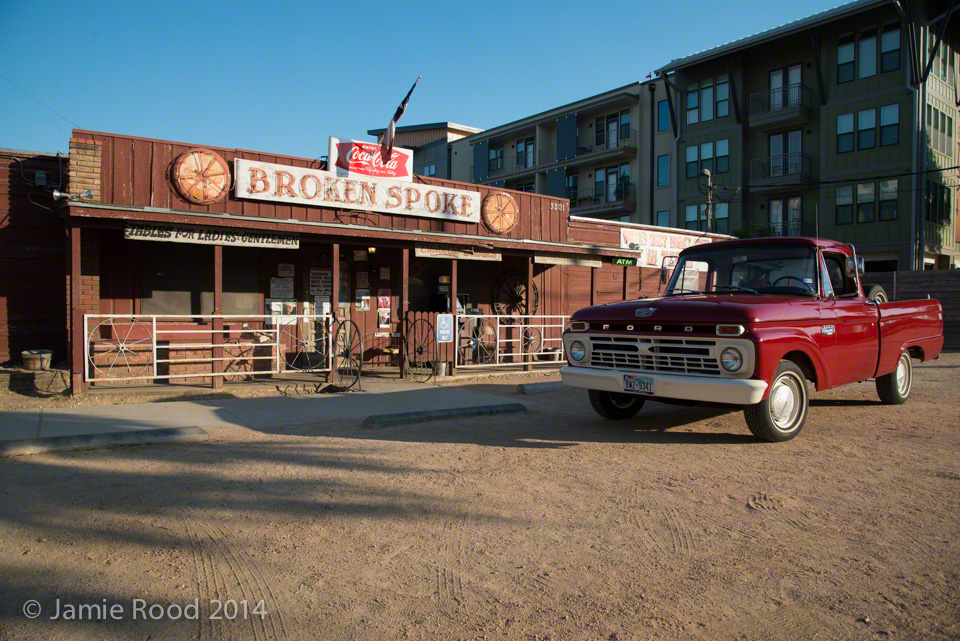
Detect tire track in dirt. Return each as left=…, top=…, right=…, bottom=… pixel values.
left=434, top=514, right=466, bottom=607
left=746, top=492, right=810, bottom=533
left=185, top=521, right=218, bottom=641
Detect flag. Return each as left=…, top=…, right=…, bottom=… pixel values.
left=380, top=76, right=421, bottom=164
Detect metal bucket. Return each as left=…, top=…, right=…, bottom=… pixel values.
left=22, top=349, right=53, bottom=371
left=537, top=348, right=562, bottom=362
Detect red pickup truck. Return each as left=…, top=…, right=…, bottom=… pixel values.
left=561, top=237, right=944, bottom=441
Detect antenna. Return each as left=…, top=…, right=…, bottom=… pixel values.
left=815, top=203, right=819, bottom=243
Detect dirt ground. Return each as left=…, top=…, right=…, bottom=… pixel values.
left=1, top=353, right=958, bottom=640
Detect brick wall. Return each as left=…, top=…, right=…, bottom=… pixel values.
left=67, top=137, right=101, bottom=201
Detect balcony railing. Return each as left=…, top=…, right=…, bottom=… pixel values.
left=749, top=84, right=813, bottom=129
left=568, top=182, right=636, bottom=211
left=539, top=128, right=638, bottom=166
left=744, top=221, right=816, bottom=238
left=749, top=152, right=812, bottom=188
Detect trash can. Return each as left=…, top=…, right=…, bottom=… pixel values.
left=22, top=349, right=53, bottom=371
left=538, top=348, right=562, bottom=362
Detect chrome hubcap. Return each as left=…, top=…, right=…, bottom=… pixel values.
left=770, top=372, right=804, bottom=432
left=896, top=355, right=911, bottom=396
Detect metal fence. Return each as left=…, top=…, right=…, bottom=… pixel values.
left=84, top=314, right=334, bottom=383
left=454, top=314, right=569, bottom=369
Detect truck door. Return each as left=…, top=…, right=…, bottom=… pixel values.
left=821, top=252, right=880, bottom=386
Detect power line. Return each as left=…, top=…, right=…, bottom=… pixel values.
left=0, top=72, right=80, bottom=129
left=711, top=164, right=960, bottom=193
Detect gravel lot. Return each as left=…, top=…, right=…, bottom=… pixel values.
left=1, top=353, right=958, bottom=640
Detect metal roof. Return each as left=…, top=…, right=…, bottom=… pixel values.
left=366, top=121, right=483, bottom=136
left=656, top=0, right=887, bottom=73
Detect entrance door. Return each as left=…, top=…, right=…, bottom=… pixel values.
left=786, top=64, right=801, bottom=106
left=606, top=114, right=619, bottom=149
left=769, top=130, right=802, bottom=176
left=770, top=69, right=784, bottom=110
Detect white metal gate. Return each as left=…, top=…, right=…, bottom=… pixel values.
left=454, top=314, right=569, bottom=369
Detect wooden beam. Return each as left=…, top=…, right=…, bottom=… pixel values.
left=400, top=246, right=409, bottom=379
left=330, top=242, right=339, bottom=384
left=212, top=244, right=223, bottom=389
left=449, top=258, right=458, bottom=376
left=69, top=224, right=86, bottom=395
left=526, top=255, right=534, bottom=372
left=622, top=265, right=629, bottom=300
left=590, top=267, right=597, bottom=306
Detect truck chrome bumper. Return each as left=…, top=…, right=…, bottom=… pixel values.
left=560, top=366, right=768, bottom=405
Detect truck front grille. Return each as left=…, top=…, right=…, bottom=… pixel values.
left=588, top=336, right=721, bottom=376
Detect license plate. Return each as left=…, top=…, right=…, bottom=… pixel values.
left=623, top=374, right=654, bottom=396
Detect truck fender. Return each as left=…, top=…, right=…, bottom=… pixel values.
left=753, top=327, right=831, bottom=396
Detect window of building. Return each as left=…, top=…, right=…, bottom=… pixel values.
left=620, top=110, right=631, bottom=140
left=516, top=182, right=535, bottom=193
left=422, top=164, right=436, bottom=177
left=716, top=75, right=730, bottom=118
left=859, top=26, right=877, bottom=78
left=595, top=117, right=605, bottom=147
left=715, top=139, right=729, bottom=174
left=700, top=79, right=714, bottom=122
left=516, top=137, right=535, bottom=168
left=685, top=145, right=698, bottom=178
left=685, top=204, right=699, bottom=230
left=700, top=141, right=714, bottom=174
left=857, top=182, right=876, bottom=222
left=714, top=202, right=729, bottom=234
left=838, top=34, right=855, bottom=83
left=925, top=180, right=953, bottom=225
left=948, top=115, right=954, bottom=154
left=880, top=23, right=900, bottom=72
left=686, top=83, right=699, bottom=125
left=880, top=104, right=899, bottom=146
left=940, top=110, right=948, bottom=152
left=595, top=171, right=604, bottom=201
left=656, top=210, right=669, bottom=226
left=858, top=109, right=876, bottom=149
left=879, top=179, right=898, bottom=221
left=565, top=172, right=578, bottom=201
left=836, top=185, right=854, bottom=224
left=837, top=113, right=854, bottom=153
left=488, top=145, right=503, bottom=172
left=657, top=154, right=669, bottom=187
left=657, top=100, right=670, bottom=132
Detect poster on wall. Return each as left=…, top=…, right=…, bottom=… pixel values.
left=357, top=272, right=370, bottom=289
left=380, top=267, right=390, bottom=280
left=355, top=289, right=370, bottom=310
left=313, top=296, right=331, bottom=315
left=353, top=249, right=368, bottom=262
left=270, top=277, right=294, bottom=298
left=309, top=268, right=332, bottom=296
left=378, top=309, right=391, bottom=328
left=277, top=263, right=295, bottom=277
left=377, top=289, right=391, bottom=309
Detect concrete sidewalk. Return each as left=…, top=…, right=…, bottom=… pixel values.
left=0, top=379, right=525, bottom=444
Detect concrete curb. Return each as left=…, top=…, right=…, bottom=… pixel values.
left=516, top=381, right=566, bottom=394
left=363, top=403, right=527, bottom=427
left=0, top=427, right=209, bottom=457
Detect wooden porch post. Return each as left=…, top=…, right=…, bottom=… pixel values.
left=590, top=267, right=597, bottom=306
left=330, top=242, right=339, bottom=384
left=212, top=244, right=223, bottom=389
left=449, top=258, right=457, bottom=376
left=525, top=255, right=534, bottom=372
left=622, top=265, right=629, bottom=301
left=400, top=247, right=409, bottom=379
left=69, top=224, right=87, bottom=395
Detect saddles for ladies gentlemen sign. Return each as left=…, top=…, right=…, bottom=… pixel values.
left=125, top=222, right=299, bottom=248
left=327, top=137, right=413, bottom=181
left=234, top=159, right=481, bottom=224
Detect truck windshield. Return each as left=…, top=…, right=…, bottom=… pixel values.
left=666, top=244, right=818, bottom=297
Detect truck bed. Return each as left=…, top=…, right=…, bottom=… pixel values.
left=876, top=299, right=944, bottom=378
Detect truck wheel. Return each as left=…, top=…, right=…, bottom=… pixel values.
left=865, top=284, right=888, bottom=303
left=743, top=361, right=808, bottom=442
left=588, top=390, right=644, bottom=420
left=876, top=352, right=912, bottom=404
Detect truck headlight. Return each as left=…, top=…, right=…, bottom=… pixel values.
left=569, top=341, right=586, bottom=362
left=720, top=347, right=743, bottom=372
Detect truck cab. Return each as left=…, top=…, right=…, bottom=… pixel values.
left=561, top=237, right=944, bottom=441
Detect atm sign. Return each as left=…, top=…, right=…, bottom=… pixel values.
left=611, top=257, right=637, bottom=266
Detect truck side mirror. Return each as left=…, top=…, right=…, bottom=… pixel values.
left=857, top=256, right=865, bottom=276
left=845, top=256, right=858, bottom=279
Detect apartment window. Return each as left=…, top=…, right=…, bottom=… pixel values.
left=620, top=110, right=631, bottom=140
left=859, top=26, right=877, bottom=78
left=837, top=113, right=854, bottom=153
left=516, top=137, right=534, bottom=168
left=836, top=185, right=854, bottom=224
left=940, top=110, right=948, bottom=152
left=879, top=179, right=898, bottom=221
left=595, top=171, right=604, bottom=201
left=700, top=80, right=714, bottom=121
left=565, top=173, right=578, bottom=201
left=858, top=109, right=876, bottom=149
left=657, top=154, right=670, bottom=187
left=716, top=76, right=730, bottom=118
left=516, top=182, right=534, bottom=193
left=880, top=104, right=899, bottom=146
left=714, top=202, right=729, bottom=234
left=657, top=100, right=670, bottom=132
left=838, top=34, right=855, bottom=83
left=925, top=180, right=952, bottom=225
left=857, top=182, right=876, bottom=223
left=685, top=145, right=698, bottom=178
left=715, top=139, right=729, bottom=174
left=488, top=145, right=503, bottom=172
left=881, top=23, right=900, bottom=72
left=422, top=164, right=437, bottom=177
left=656, top=210, right=669, bottom=226
left=595, top=117, right=605, bottom=147
left=700, top=142, right=714, bottom=174
left=686, top=83, right=699, bottom=125
left=685, top=204, right=699, bottom=230
left=948, top=115, right=954, bottom=154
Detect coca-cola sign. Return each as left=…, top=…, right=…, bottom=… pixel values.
left=328, top=137, right=413, bottom=182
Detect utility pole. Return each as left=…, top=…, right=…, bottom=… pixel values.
left=703, top=169, right=713, bottom=233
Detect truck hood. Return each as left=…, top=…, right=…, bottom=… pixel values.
left=570, top=295, right=822, bottom=324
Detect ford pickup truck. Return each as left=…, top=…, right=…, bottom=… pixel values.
left=560, top=237, right=944, bottom=441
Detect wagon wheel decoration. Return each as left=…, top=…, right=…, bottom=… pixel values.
left=405, top=318, right=437, bottom=383
left=481, top=192, right=520, bottom=234
left=333, top=320, right=362, bottom=389
left=223, top=343, right=255, bottom=382
left=521, top=326, right=543, bottom=355
left=87, top=317, right=153, bottom=380
left=279, top=318, right=331, bottom=372
left=492, top=272, right=539, bottom=322
left=458, top=316, right=497, bottom=366
left=171, top=148, right=230, bottom=205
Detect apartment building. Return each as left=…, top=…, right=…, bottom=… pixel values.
left=365, top=122, right=483, bottom=180
left=446, top=81, right=674, bottom=225
left=656, top=0, right=958, bottom=270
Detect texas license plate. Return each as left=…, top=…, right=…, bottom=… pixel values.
left=623, top=374, right=654, bottom=395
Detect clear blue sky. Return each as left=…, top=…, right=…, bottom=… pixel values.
left=1, top=0, right=843, bottom=158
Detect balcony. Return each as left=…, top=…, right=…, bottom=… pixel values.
left=744, top=221, right=816, bottom=238
left=749, top=84, right=812, bottom=130
left=568, top=182, right=636, bottom=216
left=539, top=128, right=638, bottom=169
left=749, top=153, right=813, bottom=192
